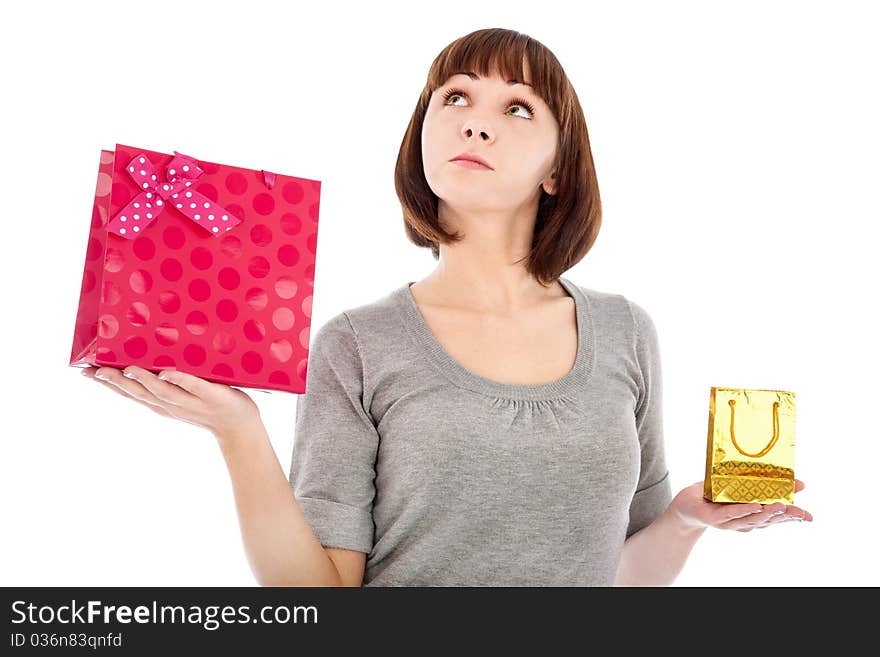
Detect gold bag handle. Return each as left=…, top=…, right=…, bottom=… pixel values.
left=728, top=398, right=780, bottom=458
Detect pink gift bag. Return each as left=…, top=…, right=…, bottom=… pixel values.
left=69, top=143, right=322, bottom=394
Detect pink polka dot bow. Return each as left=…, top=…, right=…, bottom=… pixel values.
left=106, top=150, right=243, bottom=240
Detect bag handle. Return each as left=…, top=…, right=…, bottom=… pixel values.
left=728, top=398, right=780, bottom=458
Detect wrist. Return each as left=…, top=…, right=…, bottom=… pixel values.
left=666, top=501, right=709, bottom=537
left=213, top=418, right=266, bottom=449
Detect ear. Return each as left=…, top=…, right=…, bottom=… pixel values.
left=541, top=171, right=557, bottom=196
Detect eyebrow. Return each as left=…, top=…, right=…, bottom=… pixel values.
left=453, top=71, right=533, bottom=88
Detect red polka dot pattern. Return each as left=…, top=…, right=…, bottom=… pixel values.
left=69, top=143, right=321, bottom=394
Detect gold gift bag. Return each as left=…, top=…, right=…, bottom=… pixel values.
left=703, top=387, right=796, bottom=504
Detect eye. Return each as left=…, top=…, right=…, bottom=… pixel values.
left=441, top=87, right=536, bottom=120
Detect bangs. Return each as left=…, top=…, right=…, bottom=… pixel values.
left=424, top=30, right=565, bottom=117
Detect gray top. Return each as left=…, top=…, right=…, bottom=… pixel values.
left=288, top=276, right=672, bottom=586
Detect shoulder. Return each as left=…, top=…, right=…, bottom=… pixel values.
left=565, top=279, right=647, bottom=327
left=623, top=296, right=658, bottom=339
left=565, top=278, right=658, bottom=342
left=306, top=287, right=409, bottom=404
left=311, top=285, right=404, bottom=351
left=341, top=286, right=400, bottom=327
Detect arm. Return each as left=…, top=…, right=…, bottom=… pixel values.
left=616, top=478, right=814, bottom=586
left=215, top=423, right=348, bottom=587
left=285, top=311, right=380, bottom=582
left=618, top=298, right=693, bottom=585
left=222, top=311, right=378, bottom=587
left=614, top=498, right=706, bottom=586
left=615, top=298, right=813, bottom=586
left=80, top=364, right=352, bottom=586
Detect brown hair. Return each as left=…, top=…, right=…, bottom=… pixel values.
left=394, top=27, right=602, bottom=287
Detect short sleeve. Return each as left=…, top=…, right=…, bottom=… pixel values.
left=288, top=311, right=380, bottom=554
left=625, top=299, right=673, bottom=539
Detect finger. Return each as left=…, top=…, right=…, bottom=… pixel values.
left=92, top=367, right=157, bottom=399
left=91, top=367, right=177, bottom=410
left=753, top=510, right=806, bottom=529
left=154, top=368, right=212, bottom=398
left=795, top=479, right=806, bottom=493
left=716, top=503, right=786, bottom=530
left=778, top=505, right=813, bottom=522
left=704, top=503, right=761, bottom=529
left=121, top=366, right=200, bottom=406
left=721, top=503, right=763, bottom=523
left=761, top=511, right=810, bottom=528
left=83, top=368, right=174, bottom=418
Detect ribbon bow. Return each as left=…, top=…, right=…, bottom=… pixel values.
left=106, top=150, right=243, bottom=239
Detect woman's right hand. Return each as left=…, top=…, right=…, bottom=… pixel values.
left=80, top=365, right=262, bottom=440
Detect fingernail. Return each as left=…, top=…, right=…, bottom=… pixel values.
left=95, top=374, right=108, bottom=380
left=123, top=371, right=136, bottom=379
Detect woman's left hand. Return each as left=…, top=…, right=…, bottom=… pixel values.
left=670, top=479, right=813, bottom=532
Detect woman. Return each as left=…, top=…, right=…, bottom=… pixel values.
left=81, top=28, right=812, bottom=587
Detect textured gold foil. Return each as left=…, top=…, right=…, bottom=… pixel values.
left=703, top=387, right=796, bottom=504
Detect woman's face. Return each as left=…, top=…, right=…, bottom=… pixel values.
left=421, top=61, right=559, bottom=217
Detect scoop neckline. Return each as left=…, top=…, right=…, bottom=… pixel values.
left=393, top=275, right=595, bottom=401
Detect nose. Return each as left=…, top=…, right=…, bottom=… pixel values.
left=461, top=121, right=493, bottom=142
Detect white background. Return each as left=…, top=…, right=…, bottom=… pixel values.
left=2, top=0, right=877, bottom=586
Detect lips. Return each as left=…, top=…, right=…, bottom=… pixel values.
left=450, top=153, right=492, bottom=169
left=452, top=159, right=491, bottom=171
